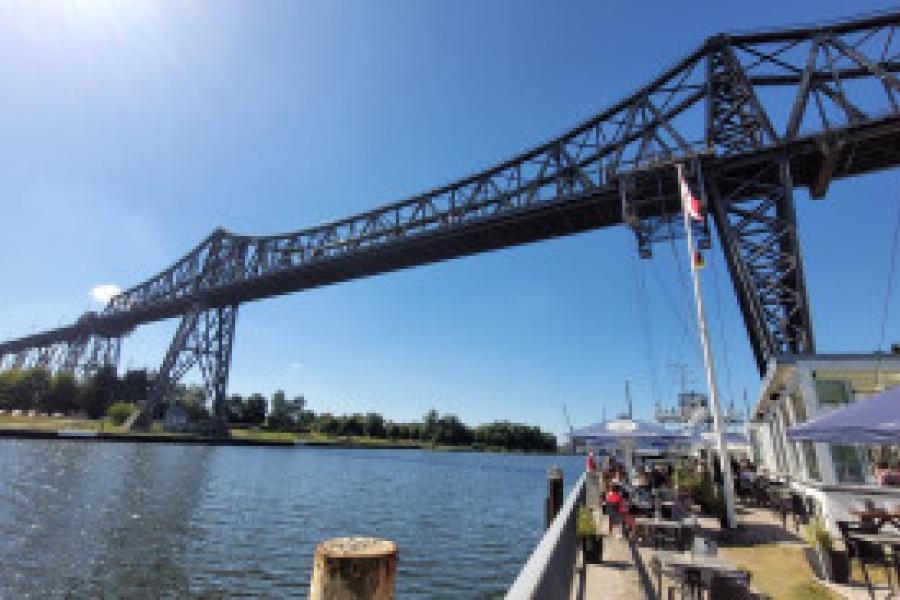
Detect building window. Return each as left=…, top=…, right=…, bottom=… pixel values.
left=749, top=428, right=762, bottom=465
left=802, top=441, right=820, bottom=481
left=832, top=444, right=866, bottom=484
left=815, top=379, right=850, bottom=408
left=778, top=408, right=801, bottom=474
left=789, top=393, right=807, bottom=422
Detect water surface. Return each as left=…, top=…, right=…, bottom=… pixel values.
left=0, top=440, right=581, bottom=598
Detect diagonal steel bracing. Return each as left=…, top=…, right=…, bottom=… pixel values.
left=705, top=41, right=815, bottom=373
left=126, top=304, right=237, bottom=431
left=3, top=10, right=900, bottom=397
left=708, top=160, right=814, bottom=373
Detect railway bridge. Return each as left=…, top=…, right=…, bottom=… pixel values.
left=3, top=12, right=900, bottom=429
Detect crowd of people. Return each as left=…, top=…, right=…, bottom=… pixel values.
left=585, top=451, right=691, bottom=537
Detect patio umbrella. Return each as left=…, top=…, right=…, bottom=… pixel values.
left=570, top=419, right=683, bottom=472
left=786, top=384, right=900, bottom=444
left=679, top=430, right=751, bottom=446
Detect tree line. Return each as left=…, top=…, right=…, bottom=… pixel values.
left=0, top=367, right=558, bottom=452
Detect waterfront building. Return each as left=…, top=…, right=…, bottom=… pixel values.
left=750, top=352, right=900, bottom=531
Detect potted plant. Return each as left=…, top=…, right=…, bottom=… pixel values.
left=807, top=517, right=849, bottom=584
left=577, top=505, right=603, bottom=564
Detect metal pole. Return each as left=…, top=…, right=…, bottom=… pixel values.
left=677, top=162, right=738, bottom=529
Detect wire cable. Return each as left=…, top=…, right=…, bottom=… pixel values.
left=876, top=195, right=900, bottom=386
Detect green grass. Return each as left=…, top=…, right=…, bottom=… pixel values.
left=0, top=413, right=127, bottom=432
left=229, top=428, right=298, bottom=442
left=0, top=415, right=553, bottom=453
left=719, top=544, right=840, bottom=600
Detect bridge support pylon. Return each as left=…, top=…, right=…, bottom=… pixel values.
left=126, top=303, right=238, bottom=435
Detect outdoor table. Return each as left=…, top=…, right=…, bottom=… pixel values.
left=850, top=509, right=900, bottom=530
left=631, top=500, right=654, bottom=516
left=650, top=550, right=747, bottom=599
left=659, top=500, right=677, bottom=520
left=633, top=517, right=683, bottom=549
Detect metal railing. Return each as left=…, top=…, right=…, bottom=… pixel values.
left=506, top=472, right=587, bottom=600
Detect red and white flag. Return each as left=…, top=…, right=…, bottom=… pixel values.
left=678, top=169, right=704, bottom=222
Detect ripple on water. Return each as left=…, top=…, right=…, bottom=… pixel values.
left=0, top=442, right=582, bottom=598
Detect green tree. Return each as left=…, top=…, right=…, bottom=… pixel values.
left=82, top=366, right=119, bottom=418
left=423, top=409, right=439, bottom=441
left=46, top=372, right=79, bottom=414
left=23, top=368, right=51, bottom=411
left=178, top=386, right=209, bottom=422
left=244, top=393, right=266, bottom=425
left=120, top=370, right=148, bottom=406
left=106, top=402, right=136, bottom=425
left=226, top=394, right=246, bottom=424
left=271, top=390, right=286, bottom=417
left=362, top=412, right=386, bottom=438
left=0, top=370, right=25, bottom=410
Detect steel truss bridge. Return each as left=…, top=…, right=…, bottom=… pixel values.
left=3, top=12, right=900, bottom=429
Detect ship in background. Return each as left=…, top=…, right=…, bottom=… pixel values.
left=567, top=385, right=751, bottom=462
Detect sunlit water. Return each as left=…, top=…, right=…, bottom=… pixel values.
left=0, top=440, right=581, bottom=598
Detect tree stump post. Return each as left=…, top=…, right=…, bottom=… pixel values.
left=546, top=466, right=563, bottom=529
left=310, top=537, right=398, bottom=600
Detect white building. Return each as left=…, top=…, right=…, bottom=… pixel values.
left=751, top=353, right=900, bottom=532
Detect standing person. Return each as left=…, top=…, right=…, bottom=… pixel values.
left=586, top=450, right=597, bottom=473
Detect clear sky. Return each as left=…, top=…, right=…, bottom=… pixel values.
left=2, top=0, right=900, bottom=438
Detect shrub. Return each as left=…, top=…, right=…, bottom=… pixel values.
left=807, top=516, right=832, bottom=551
left=106, top=402, right=136, bottom=425
left=577, top=505, right=597, bottom=537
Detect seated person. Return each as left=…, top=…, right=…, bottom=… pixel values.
left=874, top=462, right=900, bottom=486
left=606, top=485, right=623, bottom=513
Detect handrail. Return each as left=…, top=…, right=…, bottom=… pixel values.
left=506, top=471, right=587, bottom=600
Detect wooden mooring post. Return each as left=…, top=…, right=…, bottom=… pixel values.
left=546, top=466, right=563, bottom=529
left=310, top=537, right=398, bottom=600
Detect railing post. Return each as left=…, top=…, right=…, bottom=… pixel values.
left=546, top=466, right=564, bottom=529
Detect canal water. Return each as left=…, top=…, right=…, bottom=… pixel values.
left=0, top=440, right=582, bottom=598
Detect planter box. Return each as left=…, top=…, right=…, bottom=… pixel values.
left=581, top=535, right=603, bottom=564
left=806, top=546, right=850, bottom=584
left=824, top=549, right=850, bottom=584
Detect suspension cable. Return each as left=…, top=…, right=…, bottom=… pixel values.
left=876, top=195, right=900, bottom=386
left=710, top=244, right=736, bottom=411
left=631, top=251, right=661, bottom=409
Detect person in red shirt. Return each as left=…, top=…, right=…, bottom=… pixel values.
left=605, top=485, right=622, bottom=509
left=585, top=451, right=597, bottom=473
left=605, top=484, right=624, bottom=534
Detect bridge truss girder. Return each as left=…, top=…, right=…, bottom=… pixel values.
left=0, top=336, right=120, bottom=379
left=127, top=303, right=237, bottom=432
left=2, top=11, right=900, bottom=388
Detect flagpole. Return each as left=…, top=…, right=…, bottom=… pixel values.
left=677, top=162, right=738, bottom=529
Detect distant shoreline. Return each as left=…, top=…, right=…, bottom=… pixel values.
left=0, top=427, right=430, bottom=449
left=0, top=425, right=560, bottom=455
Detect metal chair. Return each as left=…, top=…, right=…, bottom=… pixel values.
left=790, top=493, right=808, bottom=531
left=679, top=567, right=703, bottom=600
left=708, top=571, right=753, bottom=600
left=837, top=520, right=893, bottom=594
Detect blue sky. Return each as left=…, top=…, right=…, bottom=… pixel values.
left=1, top=0, right=900, bottom=437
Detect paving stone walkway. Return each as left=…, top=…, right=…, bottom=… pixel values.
left=571, top=510, right=648, bottom=599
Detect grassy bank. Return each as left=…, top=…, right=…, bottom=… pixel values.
left=0, top=413, right=125, bottom=432
left=0, top=415, right=558, bottom=452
